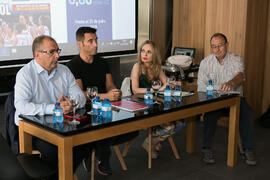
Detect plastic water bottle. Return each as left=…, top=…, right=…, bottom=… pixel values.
left=173, top=85, right=182, bottom=102
left=92, top=114, right=102, bottom=126
left=101, top=98, right=112, bottom=119
left=53, top=122, right=64, bottom=131
left=53, top=102, right=63, bottom=123
left=144, top=89, right=149, bottom=104
left=164, top=101, right=171, bottom=110
left=93, top=96, right=102, bottom=116
left=164, top=85, right=171, bottom=102
left=206, top=80, right=214, bottom=97
left=144, top=88, right=153, bottom=105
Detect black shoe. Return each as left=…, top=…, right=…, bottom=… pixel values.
left=202, top=148, right=215, bottom=164
left=97, top=160, right=112, bottom=176
left=242, top=150, right=257, bottom=166
left=82, top=157, right=91, bottom=172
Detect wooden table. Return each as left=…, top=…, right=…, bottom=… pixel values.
left=19, top=92, right=240, bottom=180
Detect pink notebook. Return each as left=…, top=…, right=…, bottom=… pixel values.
left=111, top=99, right=149, bottom=112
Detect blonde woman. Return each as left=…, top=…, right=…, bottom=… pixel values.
left=131, top=40, right=184, bottom=158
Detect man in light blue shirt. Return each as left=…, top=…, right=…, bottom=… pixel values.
left=14, top=35, right=91, bottom=172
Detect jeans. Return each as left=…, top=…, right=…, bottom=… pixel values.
left=33, top=137, right=93, bottom=172
left=203, top=97, right=254, bottom=150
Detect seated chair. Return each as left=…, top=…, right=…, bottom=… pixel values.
left=0, top=135, right=57, bottom=180
left=87, top=78, right=139, bottom=177
left=3, top=91, right=82, bottom=179
left=2, top=91, right=40, bottom=156
left=90, top=131, right=139, bottom=177
left=120, top=77, right=181, bottom=169
left=2, top=91, right=19, bottom=154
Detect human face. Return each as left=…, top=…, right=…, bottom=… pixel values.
left=36, top=39, right=60, bottom=73
left=19, top=15, right=26, bottom=25
left=210, top=36, right=228, bottom=61
left=79, top=33, right=98, bottom=56
left=140, top=44, right=153, bottom=64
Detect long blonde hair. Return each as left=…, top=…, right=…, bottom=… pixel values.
left=138, top=40, right=162, bottom=81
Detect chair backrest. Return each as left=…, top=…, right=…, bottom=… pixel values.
left=2, top=91, right=19, bottom=154
left=121, top=77, right=132, bottom=97
left=0, top=135, right=57, bottom=179
left=0, top=135, right=30, bottom=180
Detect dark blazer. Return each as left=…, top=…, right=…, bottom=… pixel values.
left=2, top=91, right=19, bottom=154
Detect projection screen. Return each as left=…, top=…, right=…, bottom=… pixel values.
left=0, top=0, right=137, bottom=67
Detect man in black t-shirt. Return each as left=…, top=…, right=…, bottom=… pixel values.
left=67, top=27, right=121, bottom=101
left=67, top=55, right=109, bottom=94
left=66, top=27, right=124, bottom=176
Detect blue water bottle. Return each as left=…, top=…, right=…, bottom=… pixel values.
left=164, top=101, right=171, bottom=110
left=164, top=85, right=171, bottom=102
left=53, top=102, right=63, bottom=123
left=173, top=85, right=182, bottom=102
left=101, top=98, right=112, bottom=119
left=144, top=88, right=153, bottom=105
left=93, top=96, right=102, bottom=116
left=206, top=80, right=214, bottom=97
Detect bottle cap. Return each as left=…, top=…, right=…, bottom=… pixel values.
left=166, top=85, right=170, bottom=89
left=146, top=88, right=150, bottom=91
left=176, top=85, right=180, bottom=89
left=55, top=102, right=60, bottom=107
left=104, top=98, right=109, bottom=102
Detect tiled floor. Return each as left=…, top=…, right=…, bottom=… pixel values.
left=75, top=121, right=270, bottom=180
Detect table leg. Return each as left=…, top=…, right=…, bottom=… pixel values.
left=19, top=121, right=32, bottom=153
left=58, top=138, right=73, bottom=180
left=91, top=149, right=95, bottom=180
left=227, top=97, right=240, bottom=167
left=186, top=117, right=196, bottom=154
left=148, top=128, right=152, bottom=169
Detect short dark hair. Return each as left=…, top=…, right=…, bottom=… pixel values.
left=76, top=26, right=97, bottom=41
left=210, top=33, right=228, bottom=44
left=32, top=35, right=56, bottom=57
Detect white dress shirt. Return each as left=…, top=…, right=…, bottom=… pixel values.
left=14, top=60, right=86, bottom=126
left=197, top=52, right=244, bottom=94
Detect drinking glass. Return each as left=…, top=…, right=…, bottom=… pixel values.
left=152, top=80, right=162, bottom=104
left=69, top=95, right=79, bottom=121
left=86, top=86, right=98, bottom=115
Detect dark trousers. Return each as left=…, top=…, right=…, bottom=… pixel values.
left=33, top=137, right=93, bottom=172
left=203, top=97, right=254, bottom=150
left=96, top=131, right=139, bottom=163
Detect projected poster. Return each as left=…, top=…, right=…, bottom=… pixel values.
left=66, top=0, right=112, bottom=42
left=0, top=0, right=51, bottom=49
left=0, top=0, right=136, bottom=63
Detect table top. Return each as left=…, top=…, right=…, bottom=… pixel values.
left=19, top=92, right=238, bottom=136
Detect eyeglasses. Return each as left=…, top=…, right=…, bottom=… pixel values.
left=210, top=42, right=226, bottom=49
left=38, top=49, right=61, bottom=55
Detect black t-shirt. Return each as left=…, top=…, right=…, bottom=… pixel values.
left=130, top=74, right=152, bottom=95
left=139, top=74, right=152, bottom=88
left=66, top=55, right=110, bottom=93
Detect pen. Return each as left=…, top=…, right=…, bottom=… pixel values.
left=126, top=98, right=144, bottom=104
